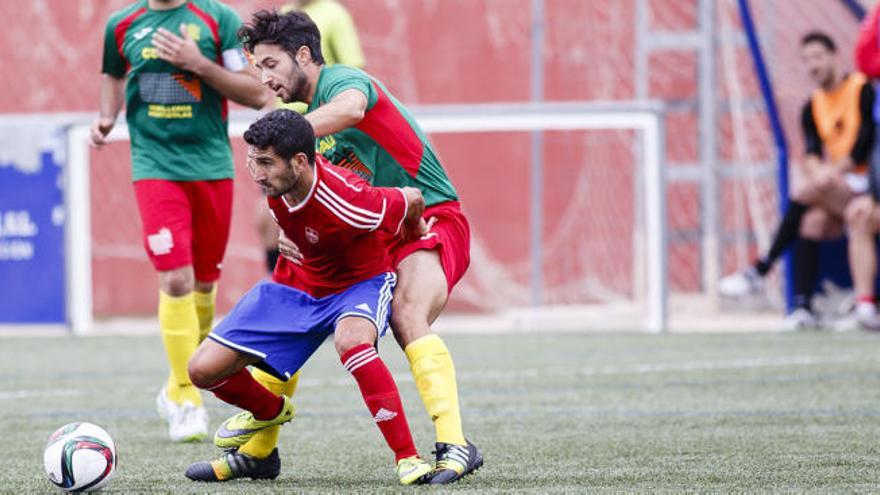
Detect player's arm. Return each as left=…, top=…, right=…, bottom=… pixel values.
left=844, top=82, right=877, bottom=170
left=151, top=25, right=270, bottom=110
left=305, top=89, right=368, bottom=137
left=92, top=17, right=128, bottom=148
left=801, top=101, right=823, bottom=179
left=90, top=74, right=126, bottom=148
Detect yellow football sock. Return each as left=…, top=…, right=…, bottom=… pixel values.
left=405, top=334, right=466, bottom=446
left=159, top=291, right=202, bottom=406
left=239, top=368, right=300, bottom=458
left=194, top=286, right=217, bottom=342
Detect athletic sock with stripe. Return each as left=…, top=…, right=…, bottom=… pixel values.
left=341, top=344, right=419, bottom=462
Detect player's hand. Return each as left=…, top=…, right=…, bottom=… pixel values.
left=88, top=117, right=115, bottom=148
left=278, top=231, right=304, bottom=266
left=405, top=216, right=436, bottom=241
left=151, top=25, right=208, bottom=74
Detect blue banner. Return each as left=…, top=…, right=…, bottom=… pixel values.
left=0, top=130, right=66, bottom=324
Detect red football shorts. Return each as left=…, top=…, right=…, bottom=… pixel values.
left=392, top=201, right=471, bottom=293
left=133, top=179, right=233, bottom=282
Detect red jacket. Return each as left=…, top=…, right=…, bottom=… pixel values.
left=856, top=6, right=880, bottom=77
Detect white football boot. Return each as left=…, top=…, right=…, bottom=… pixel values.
left=156, top=386, right=177, bottom=420
left=718, top=267, right=764, bottom=298
left=171, top=401, right=209, bottom=443
left=782, top=307, right=818, bottom=332
left=157, top=387, right=209, bottom=442
left=835, top=302, right=880, bottom=332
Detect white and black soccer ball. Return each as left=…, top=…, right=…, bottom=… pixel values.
left=43, top=422, right=117, bottom=492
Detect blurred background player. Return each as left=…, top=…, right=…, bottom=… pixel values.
left=223, top=9, right=482, bottom=484
left=281, top=0, right=365, bottom=69
left=89, top=0, right=268, bottom=442
left=839, top=2, right=880, bottom=330
left=185, top=109, right=433, bottom=485
left=718, top=31, right=875, bottom=329
left=255, top=0, right=366, bottom=275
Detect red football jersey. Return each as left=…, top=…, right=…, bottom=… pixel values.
left=269, top=156, right=409, bottom=297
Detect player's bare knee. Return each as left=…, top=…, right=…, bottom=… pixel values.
left=160, top=267, right=194, bottom=296
left=187, top=356, right=216, bottom=390
left=333, top=319, right=376, bottom=356
left=799, top=208, right=828, bottom=240
left=846, top=196, right=874, bottom=231
left=333, top=335, right=375, bottom=356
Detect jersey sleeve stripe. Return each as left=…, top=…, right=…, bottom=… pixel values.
left=316, top=187, right=386, bottom=231
left=322, top=166, right=364, bottom=192
left=317, top=182, right=382, bottom=220
left=315, top=192, right=379, bottom=230
left=114, top=8, right=147, bottom=68
left=316, top=188, right=380, bottom=226
left=186, top=2, right=221, bottom=47
left=186, top=2, right=227, bottom=119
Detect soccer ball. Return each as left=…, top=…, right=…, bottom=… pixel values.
left=43, top=422, right=116, bottom=492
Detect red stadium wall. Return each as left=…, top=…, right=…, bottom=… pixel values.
left=0, top=1, right=862, bottom=316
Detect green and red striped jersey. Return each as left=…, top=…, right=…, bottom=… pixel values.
left=102, top=0, right=247, bottom=181
left=308, top=65, right=458, bottom=206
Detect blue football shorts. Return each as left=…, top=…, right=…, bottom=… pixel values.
left=208, top=272, right=396, bottom=380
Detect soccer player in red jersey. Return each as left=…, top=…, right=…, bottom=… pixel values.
left=90, top=0, right=268, bottom=442
left=218, top=10, right=482, bottom=484
left=184, top=109, right=434, bottom=484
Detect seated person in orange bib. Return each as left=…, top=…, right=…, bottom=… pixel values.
left=188, top=9, right=482, bottom=485
left=719, top=31, right=875, bottom=329
left=184, top=109, right=434, bottom=485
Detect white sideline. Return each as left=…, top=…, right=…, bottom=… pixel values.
left=1, top=355, right=862, bottom=404
left=0, top=389, right=83, bottom=401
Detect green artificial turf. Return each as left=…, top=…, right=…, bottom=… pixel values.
left=2, top=331, right=880, bottom=493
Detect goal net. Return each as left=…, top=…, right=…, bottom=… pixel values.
left=65, top=102, right=666, bottom=334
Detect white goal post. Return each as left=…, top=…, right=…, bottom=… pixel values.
left=66, top=101, right=667, bottom=335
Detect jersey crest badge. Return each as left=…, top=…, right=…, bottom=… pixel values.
left=305, top=226, right=319, bottom=244
left=184, top=23, right=202, bottom=41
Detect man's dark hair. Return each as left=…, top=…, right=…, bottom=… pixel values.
left=801, top=31, right=836, bottom=52
left=243, top=109, right=316, bottom=164
left=238, top=9, right=325, bottom=65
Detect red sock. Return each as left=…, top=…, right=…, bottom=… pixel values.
left=204, top=368, right=282, bottom=420
left=858, top=294, right=876, bottom=305
left=341, top=344, right=418, bottom=462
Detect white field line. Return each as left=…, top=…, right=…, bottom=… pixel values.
left=296, top=354, right=870, bottom=389
left=0, top=389, right=84, bottom=401
left=2, top=356, right=864, bottom=399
